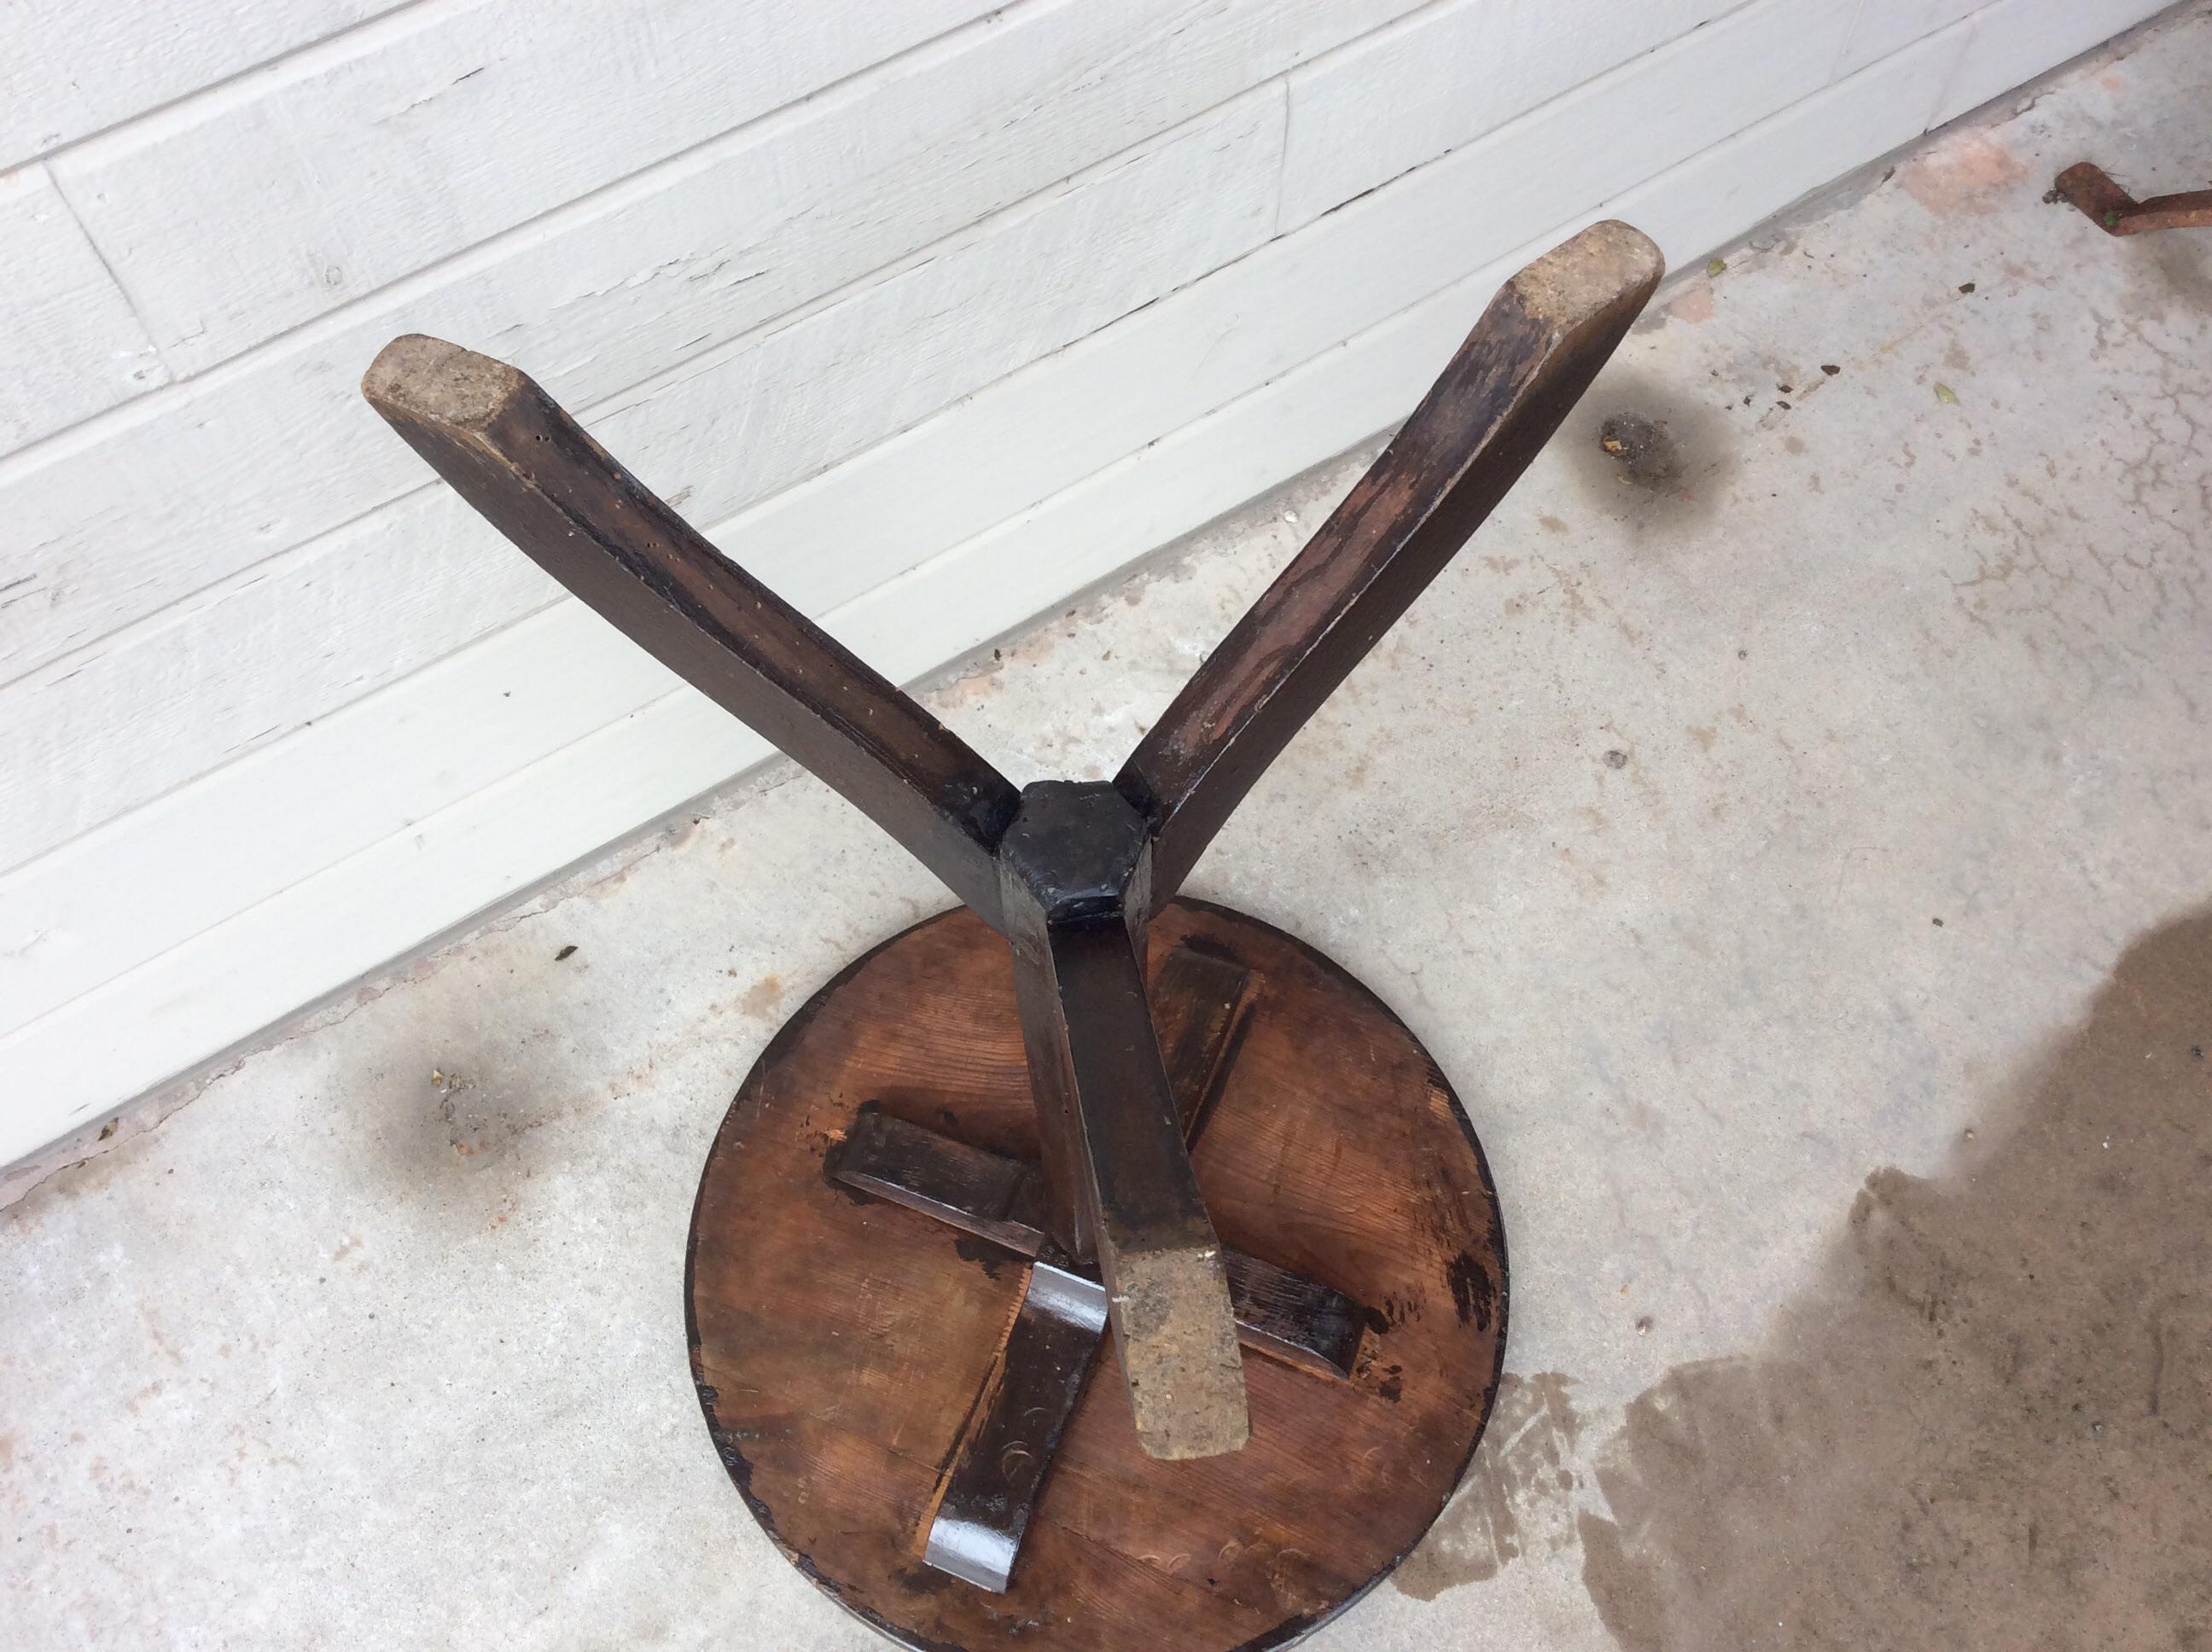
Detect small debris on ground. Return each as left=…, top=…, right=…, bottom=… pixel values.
left=1597, top=413, right=1681, bottom=489
left=1821, top=364, right=1842, bottom=375
left=555, top=945, right=578, bottom=961
left=1707, top=257, right=1727, bottom=276
left=1604, top=749, right=1630, bottom=770
left=1934, top=382, right=1960, bottom=404
left=1958, top=280, right=1976, bottom=294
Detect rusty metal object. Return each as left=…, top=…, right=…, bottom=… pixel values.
left=2051, top=161, right=2212, bottom=235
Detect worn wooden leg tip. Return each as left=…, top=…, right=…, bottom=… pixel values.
left=686, top=899, right=1508, bottom=1651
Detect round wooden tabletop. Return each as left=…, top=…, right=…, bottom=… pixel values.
left=687, top=899, right=1507, bottom=1650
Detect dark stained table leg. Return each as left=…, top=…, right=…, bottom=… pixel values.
left=362, top=338, right=1021, bottom=929
left=1014, top=915, right=1245, bottom=1459
left=1116, top=221, right=1664, bottom=908
left=994, top=782, right=1246, bottom=1459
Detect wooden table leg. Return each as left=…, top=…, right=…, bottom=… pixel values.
left=1117, top=221, right=1664, bottom=907
left=361, top=338, right=1022, bottom=928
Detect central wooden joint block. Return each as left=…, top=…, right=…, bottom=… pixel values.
left=995, top=781, right=1248, bottom=1460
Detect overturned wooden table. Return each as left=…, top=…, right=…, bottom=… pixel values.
left=364, top=219, right=1662, bottom=1650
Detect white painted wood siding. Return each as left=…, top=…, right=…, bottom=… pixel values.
left=0, top=0, right=2174, bottom=1165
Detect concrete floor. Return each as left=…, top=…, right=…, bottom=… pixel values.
left=7, top=11, right=2212, bottom=1647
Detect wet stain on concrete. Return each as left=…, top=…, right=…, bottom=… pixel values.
left=2125, top=235, right=2212, bottom=318
left=1577, top=905, right=2212, bottom=1649
left=1665, top=284, right=1716, bottom=326
left=1900, top=132, right=2031, bottom=218
left=737, top=974, right=786, bottom=1018
left=1595, top=415, right=1681, bottom=489
left=1561, top=367, right=1735, bottom=532
left=345, top=992, right=594, bottom=1206
left=1394, top=1373, right=1584, bottom=1599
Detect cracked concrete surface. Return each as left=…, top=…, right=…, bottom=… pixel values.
left=5, top=10, right=2211, bottom=1647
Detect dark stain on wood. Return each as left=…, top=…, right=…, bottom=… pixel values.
left=1447, top=1250, right=1499, bottom=1329
left=951, top=1233, right=1006, bottom=1280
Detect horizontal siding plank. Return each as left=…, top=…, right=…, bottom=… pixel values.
left=0, top=600, right=679, bottom=1038
left=1932, top=0, right=2174, bottom=125
left=0, top=683, right=767, bottom=1166
left=0, top=15, right=1996, bottom=1165
left=1839, top=0, right=1986, bottom=77
left=0, top=0, right=404, bottom=166
left=0, top=89, right=1284, bottom=870
left=54, top=0, right=999, bottom=372
left=0, top=166, right=168, bottom=451
left=3, top=0, right=1856, bottom=863
left=1278, top=0, right=1749, bottom=233
left=2, top=0, right=1413, bottom=683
